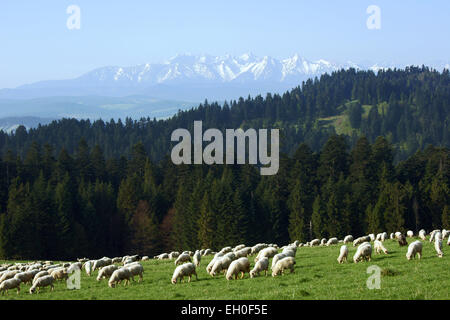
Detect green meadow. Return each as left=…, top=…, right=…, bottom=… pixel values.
left=0, top=237, right=448, bottom=300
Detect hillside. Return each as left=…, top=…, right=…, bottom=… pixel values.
left=0, top=66, right=448, bottom=163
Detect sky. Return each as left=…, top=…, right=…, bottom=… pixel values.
left=0, top=0, right=449, bottom=88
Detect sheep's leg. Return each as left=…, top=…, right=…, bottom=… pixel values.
left=240, top=272, right=244, bottom=279
left=188, top=276, right=191, bottom=283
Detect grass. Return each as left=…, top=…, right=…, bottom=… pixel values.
left=0, top=237, right=448, bottom=300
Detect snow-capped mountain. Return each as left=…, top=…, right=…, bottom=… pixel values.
left=1, top=54, right=448, bottom=102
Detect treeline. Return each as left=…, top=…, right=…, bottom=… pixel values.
left=0, top=135, right=448, bottom=260
left=0, top=66, right=449, bottom=162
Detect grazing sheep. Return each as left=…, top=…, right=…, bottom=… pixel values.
left=171, top=263, right=197, bottom=284
left=155, top=253, right=170, bottom=260
left=407, top=230, right=414, bottom=238
left=50, top=268, right=68, bottom=281
left=419, top=229, right=427, bottom=241
left=442, top=229, right=449, bottom=240
left=374, top=240, right=389, bottom=254
left=126, top=263, right=144, bottom=282
left=168, top=252, right=179, bottom=260
left=406, top=240, right=423, bottom=260
left=233, top=244, right=246, bottom=252
left=272, top=257, right=296, bottom=277
left=337, top=245, right=348, bottom=264
left=210, top=256, right=233, bottom=276
left=435, top=237, right=443, bottom=258
left=255, top=247, right=278, bottom=262
left=343, top=235, right=353, bottom=244
left=281, top=248, right=296, bottom=258
left=192, top=250, right=201, bottom=267
left=390, top=233, right=395, bottom=240
left=381, top=232, right=388, bottom=241
left=93, top=258, right=112, bottom=271
left=320, top=238, right=327, bottom=246
left=141, top=256, right=149, bottom=261
left=368, top=234, right=375, bottom=241
left=206, top=255, right=221, bottom=274
left=219, top=247, right=232, bottom=254
left=33, top=271, right=49, bottom=284
left=0, top=278, right=21, bottom=295
left=310, top=239, right=320, bottom=246
left=14, top=271, right=34, bottom=285
left=234, top=247, right=252, bottom=258
left=327, top=238, right=338, bottom=246
left=67, top=262, right=82, bottom=273
left=250, top=257, right=269, bottom=278
left=251, top=244, right=268, bottom=255
left=395, top=232, right=402, bottom=239
left=108, top=268, right=132, bottom=288
left=353, top=243, right=372, bottom=263
left=375, top=233, right=382, bottom=241
left=202, top=249, right=212, bottom=256
left=398, top=234, right=408, bottom=247
left=175, top=253, right=191, bottom=265
left=271, top=253, right=287, bottom=269
left=112, top=257, right=122, bottom=264
left=29, top=275, right=54, bottom=294
left=77, top=258, right=89, bottom=263
left=0, top=270, right=19, bottom=284
left=353, top=236, right=370, bottom=247
left=96, top=265, right=119, bottom=281
left=226, top=257, right=250, bottom=280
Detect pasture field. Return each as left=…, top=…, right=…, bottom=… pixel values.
left=0, top=238, right=448, bottom=300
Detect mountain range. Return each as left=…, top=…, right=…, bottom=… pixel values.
left=0, top=53, right=448, bottom=129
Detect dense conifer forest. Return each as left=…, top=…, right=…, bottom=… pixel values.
left=0, top=66, right=448, bottom=259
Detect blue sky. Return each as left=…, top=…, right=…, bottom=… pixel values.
left=0, top=0, right=449, bottom=88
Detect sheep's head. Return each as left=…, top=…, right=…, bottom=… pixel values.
left=171, top=278, right=177, bottom=284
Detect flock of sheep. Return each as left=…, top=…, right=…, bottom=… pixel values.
left=156, top=228, right=449, bottom=285
left=0, top=254, right=146, bottom=295
left=0, top=228, right=447, bottom=295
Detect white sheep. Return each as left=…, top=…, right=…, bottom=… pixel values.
left=33, top=271, right=49, bottom=284
left=234, top=247, right=252, bottom=258
left=0, top=270, right=19, bottom=284
left=419, top=229, right=427, bottom=240
left=0, top=278, right=21, bottom=295
left=381, top=232, right=388, bottom=241
left=407, top=230, right=414, bottom=238
left=210, top=256, right=233, bottom=277
left=202, top=249, right=212, bottom=256
left=309, top=239, right=320, bottom=246
left=337, top=245, right=348, bottom=264
left=406, top=240, right=423, bottom=260
left=29, top=275, right=54, bottom=294
left=272, top=257, right=295, bottom=277
left=250, top=257, right=269, bottom=278
left=320, top=238, right=327, bottom=246
left=255, top=247, right=278, bottom=262
left=127, top=263, right=144, bottom=282
left=353, top=243, right=372, bottom=263
left=171, top=263, right=197, bottom=284
left=250, top=243, right=268, bottom=255
left=108, top=268, right=132, bottom=288
left=343, top=235, right=353, bottom=244
left=226, top=257, right=250, bottom=280
left=192, top=250, right=201, bottom=267
left=353, top=236, right=369, bottom=247
left=281, top=248, right=296, bottom=258
left=374, top=240, right=389, bottom=254
left=390, top=233, right=395, bottom=240
left=233, top=244, right=246, bottom=252
left=395, top=232, right=402, bottom=239
left=206, top=255, right=221, bottom=274
left=442, top=229, right=449, bottom=240
left=368, top=234, right=375, bottom=241
left=14, top=271, right=34, bottom=285
left=50, top=268, right=68, bottom=281
left=168, top=252, right=179, bottom=259
left=93, top=258, right=112, bottom=271
left=174, top=253, right=191, bottom=265
left=96, top=265, right=119, bottom=281
left=435, top=237, right=443, bottom=258
left=326, top=238, right=338, bottom=246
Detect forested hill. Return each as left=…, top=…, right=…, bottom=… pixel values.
left=0, top=66, right=449, bottom=162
